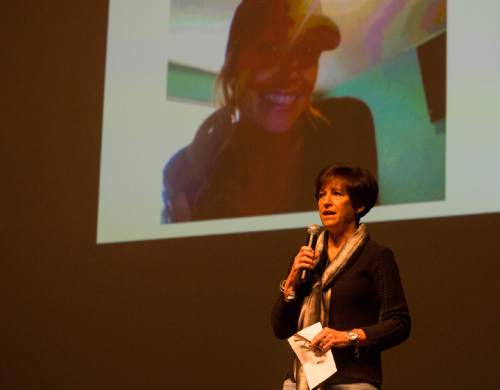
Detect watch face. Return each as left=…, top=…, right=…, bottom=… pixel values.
left=347, top=331, right=358, bottom=341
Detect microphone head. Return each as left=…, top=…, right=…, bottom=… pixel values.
left=307, top=224, right=321, bottom=236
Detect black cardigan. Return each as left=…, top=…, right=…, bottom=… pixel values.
left=271, top=237, right=411, bottom=388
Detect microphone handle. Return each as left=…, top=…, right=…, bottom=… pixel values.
left=300, top=233, right=316, bottom=281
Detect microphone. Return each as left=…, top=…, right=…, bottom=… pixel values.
left=300, top=224, right=321, bottom=281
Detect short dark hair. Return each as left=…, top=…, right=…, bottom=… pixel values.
left=314, top=164, right=378, bottom=221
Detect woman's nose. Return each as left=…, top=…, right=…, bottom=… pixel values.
left=322, top=196, right=333, bottom=206
left=278, top=52, right=301, bottom=74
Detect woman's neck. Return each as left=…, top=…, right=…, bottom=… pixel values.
left=327, top=223, right=358, bottom=250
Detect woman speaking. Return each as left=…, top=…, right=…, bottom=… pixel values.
left=272, top=165, right=411, bottom=390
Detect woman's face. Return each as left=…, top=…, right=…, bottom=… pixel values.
left=234, top=27, right=321, bottom=133
left=317, top=178, right=361, bottom=233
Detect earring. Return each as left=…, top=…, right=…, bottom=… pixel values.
left=231, top=108, right=240, bottom=124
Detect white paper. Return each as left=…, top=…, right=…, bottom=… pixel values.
left=287, top=322, right=337, bottom=389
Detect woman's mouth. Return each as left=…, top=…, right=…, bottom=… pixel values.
left=262, top=92, right=298, bottom=106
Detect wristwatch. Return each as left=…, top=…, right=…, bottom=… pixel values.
left=346, top=330, right=359, bottom=345
left=346, top=329, right=360, bottom=359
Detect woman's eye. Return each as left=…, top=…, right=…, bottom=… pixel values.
left=302, top=46, right=314, bottom=56
left=297, top=45, right=319, bottom=59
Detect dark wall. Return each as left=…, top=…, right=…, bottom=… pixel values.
left=3, top=2, right=499, bottom=389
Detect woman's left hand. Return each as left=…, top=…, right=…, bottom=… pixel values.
left=310, top=327, right=350, bottom=351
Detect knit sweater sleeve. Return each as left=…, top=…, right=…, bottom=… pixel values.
left=362, top=248, right=411, bottom=351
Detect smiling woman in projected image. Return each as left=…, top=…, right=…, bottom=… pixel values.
left=162, top=0, right=378, bottom=223
left=272, top=165, right=410, bottom=390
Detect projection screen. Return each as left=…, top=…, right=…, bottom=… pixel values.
left=97, top=0, right=500, bottom=243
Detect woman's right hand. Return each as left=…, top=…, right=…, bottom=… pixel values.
left=284, top=246, right=316, bottom=290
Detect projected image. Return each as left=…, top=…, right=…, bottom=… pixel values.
left=163, top=0, right=446, bottom=223
left=98, top=0, right=457, bottom=243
